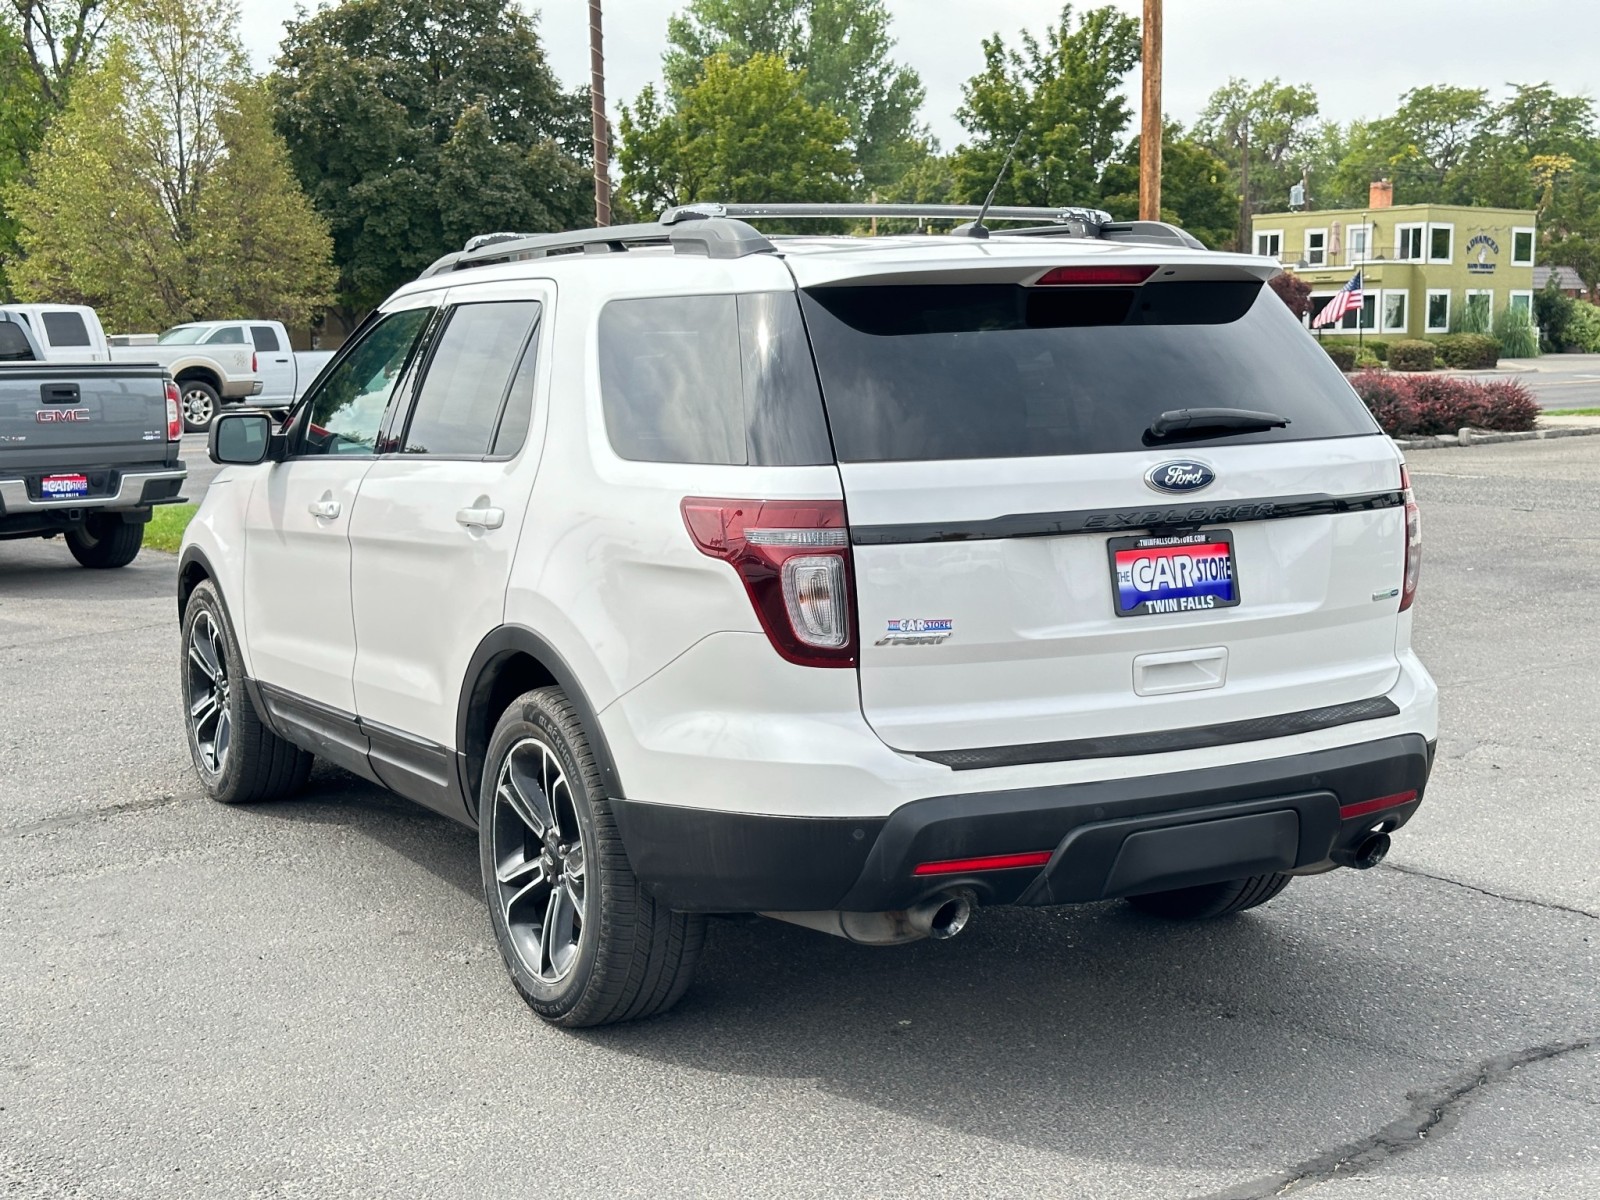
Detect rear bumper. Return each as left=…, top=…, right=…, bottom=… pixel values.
left=610, top=733, right=1432, bottom=912
left=220, top=379, right=264, bottom=399
left=0, top=467, right=186, bottom=514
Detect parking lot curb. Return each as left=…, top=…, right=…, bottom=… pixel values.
left=1394, top=425, right=1600, bottom=451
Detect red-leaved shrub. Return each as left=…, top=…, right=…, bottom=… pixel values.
left=1348, top=371, right=1539, bottom=437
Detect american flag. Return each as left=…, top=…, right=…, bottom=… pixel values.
left=1312, top=271, right=1365, bottom=328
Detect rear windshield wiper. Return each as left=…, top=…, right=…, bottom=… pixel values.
left=1147, top=407, right=1291, bottom=439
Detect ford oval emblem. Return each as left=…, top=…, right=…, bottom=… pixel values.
left=1145, top=460, right=1215, bottom=494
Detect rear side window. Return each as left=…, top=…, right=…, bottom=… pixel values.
left=250, top=325, right=281, bottom=352
left=798, top=281, right=1379, bottom=462
left=41, top=311, right=90, bottom=347
left=598, top=293, right=832, bottom=465
left=204, top=326, right=245, bottom=344
left=0, top=321, right=35, bottom=361
left=401, top=301, right=540, bottom=456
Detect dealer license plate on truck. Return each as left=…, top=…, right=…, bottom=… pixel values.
left=40, top=474, right=90, bottom=500
left=1108, top=531, right=1240, bottom=617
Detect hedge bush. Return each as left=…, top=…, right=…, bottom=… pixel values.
left=1322, top=342, right=1358, bottom=371
left=1348, top=370, right=1539, bottom=437
left=1434, top=332, right=1500, bottom=369
left=1387, top=340, right=1437, bottom=372
left=1355, top=348, right=1382, bottom=368
left=1364, top=339, right=1391, bottom=362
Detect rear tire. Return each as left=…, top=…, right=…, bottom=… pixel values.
left=180, top=580, right=312, bottom=804
left=480, top=687, right=705, bottom=1028
left=66, top=515, right=143, bottom=568
left=180, top=379, right=219, bottom=432
left=1124, top=873, right=1293, bottom=919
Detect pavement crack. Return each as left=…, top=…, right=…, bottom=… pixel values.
left=1380, top=861, right=1599, bottom=920
left=1200, top=1039, right=1596, bottom=1199
left=2, top=792, right=188, bottom=839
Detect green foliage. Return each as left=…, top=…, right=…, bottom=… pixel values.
left=1433, top=333, right=1501, bottom=369
left=6, top=0, right=334, bottom=330
left=1449, top=293, right=1493, bottom=335
left=1194, top=77, right=1320, bottom=248
left=1564, top=301, right=1600, bottom=352
left=662, top=0, right=926, bottom=191
left=620, top=54, right=854, bottom=217
left=1549, top=235, right=1600, bottom=302
left=1354, top=348, right=1381, bottom=368
left=1535, top=279, right=1579, bottom=351
left=1363, top=339, right=1390, bottom=362
left=949, top=4, right=1140, bottom=209
left=1322, top=342, right=1357, bottom=371
left=1100, top=128, right=1238, bottom=248
left=1387, top=340, right=1436, bottom=372
left=270, top=0, right=590, bottom=314
left=1492, top=304, right=1539, bottom=358
left=1328, top=86, right=1489, bottom=206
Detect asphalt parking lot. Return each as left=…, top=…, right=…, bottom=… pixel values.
left=2, top=440, right=1597, bottom=1198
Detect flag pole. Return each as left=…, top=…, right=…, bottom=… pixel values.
left=1357, top=208, right=1367, bottom=354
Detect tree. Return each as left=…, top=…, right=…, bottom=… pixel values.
left=1194, top=78, right=1319, bottom=249
left=1330, top=86, right=1489, bottom=206
left=5, top=0, right=334, bottom=329
left=1100, top=127, right=1238, bottom=248
left=5, top=0, right=114, bottom=108
left=618, top=53, right=854, bottom=215
left=949, top=4, right=1140, bottom=210
left=1549, top=235, right=1600, bottom=306
left=1267, top=270, right=1312, bottom=319
left=271, top=0, right=590, bottom=315
left=660, top=0, right=925, bottom=191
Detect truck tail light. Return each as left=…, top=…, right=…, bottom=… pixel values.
left=252, top=351, right=258, bottom=373
left=1399, top=465, right=1421, bottom=611
left=165, top=380, right=182, bottom=441
left=681, top=498, right=857, bottom=667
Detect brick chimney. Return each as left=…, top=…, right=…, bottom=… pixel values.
left=1369, top=179, right=1394, bottom=209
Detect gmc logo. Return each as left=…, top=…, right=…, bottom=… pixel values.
left=37, top=409, right=90, bottom=423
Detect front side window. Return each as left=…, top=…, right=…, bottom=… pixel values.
left=204, top=326, right=245, bottom=345
left=40, top=311, right=90, bottom=347
left=400, top=301, right=540, bottom=457
left=598, top=292, right=832, bottom=466
left=298, top=307, right=433, bottom=457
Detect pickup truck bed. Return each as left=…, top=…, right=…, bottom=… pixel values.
left=0, top=358, right=187, bottom=568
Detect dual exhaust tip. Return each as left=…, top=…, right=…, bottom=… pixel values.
left=762, top=889, right=974, bottom=946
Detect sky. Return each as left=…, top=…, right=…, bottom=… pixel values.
left=238, top=0, right=1600, bottom=158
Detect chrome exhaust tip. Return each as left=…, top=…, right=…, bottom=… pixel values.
left=908, top=889, right=974, bottom=940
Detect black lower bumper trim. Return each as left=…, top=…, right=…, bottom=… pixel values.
left=612, top=734, right=1431, bottom=913
left=914, top=696, right=1401, bottom=769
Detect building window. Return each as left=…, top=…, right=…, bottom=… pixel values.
left=1426, top=289, right=1451, bottom=333
left=1509, top=290, right=1534, bottom=319
left=1310, top=292, right=1376, bottom=332
left=1512, top=227, right=1536, bottom=267
left=1346, top=224, right=1373, bottom=264
left=1429, top=223, right=1454, bottom=264
left=1382, top=291, right=1408, bottom=333
left=1255, top=229, right=1283, bottom=259
left=1304, top=229, right=1327, bottom=266
left=1396, top=224, right=1426, bottom=262
left=1464, top=289, right=1494, bottom=332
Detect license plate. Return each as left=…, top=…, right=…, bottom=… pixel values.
left=1108, top=530, right=1240, bottom=617
left=40, top=473, right=90, bottom=500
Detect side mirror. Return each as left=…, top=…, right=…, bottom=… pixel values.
left=209, top=411, right=277, bottom=465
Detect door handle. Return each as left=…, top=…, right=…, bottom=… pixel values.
left=308, top=497, right=341, bottom=520
left=456, top=504, right=505, bottom=530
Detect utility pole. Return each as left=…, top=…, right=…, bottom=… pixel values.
left=1139, top=0, right=1162, bottom=221
left=1238, top=114, right=1251, bottom=252
left=589, top=0, right=611, bottom=227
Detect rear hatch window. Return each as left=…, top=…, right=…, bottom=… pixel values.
left=798, top=280, right=1378, bottom=462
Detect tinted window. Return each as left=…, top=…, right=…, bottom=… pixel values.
left=204, top=326, right=245, bottom=344
left=158, top=326, right=207, bottom=345
left=492, top=336, right=539, bottom=457
left=299, top=308, right=433, bottom=457
left=41, top=311, right=90, bottom=347
left=401, top=301, right=540, bottom=456
left=0, top=321, right=35, bottom=361
left=250, top=325, right=281, bottom=352
left=599, top=293, right=831, bottom=465
left=799, top=282, right=1378, bottom=462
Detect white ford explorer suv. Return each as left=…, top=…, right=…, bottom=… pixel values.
left=178, top=203, right=1436, bottom=1028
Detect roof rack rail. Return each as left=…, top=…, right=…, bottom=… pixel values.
left=419, top=218, right=776, bottom=277
left=660, top=201, right=1114, bottom=233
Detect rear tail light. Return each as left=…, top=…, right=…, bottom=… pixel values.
left=252, top=350, right=258, bottom=373
left=164, top=380, right=182, bottom=441
left=681, top=498, right=857, bottom=667
left=1399, top=464, right=1421, bottom=611
left=1033, top=264, right=1156, bottom=286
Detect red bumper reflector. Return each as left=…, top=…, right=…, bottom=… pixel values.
left=913, top=850, right=1053, bottom=877
left=1340, top=790, right=1419, bottom=821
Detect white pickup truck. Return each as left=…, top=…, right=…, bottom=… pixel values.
left=109, top=320, right=335, bottom=432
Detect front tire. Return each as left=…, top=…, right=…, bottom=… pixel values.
left=180, top=580, right=312, bottom=803
left=480, top=687, right=704, bottom=1027
left=1125, top=873, right=1293, bottom=919
left=180, top=379, right=220, bottom=432
left=66, top=515, right=143, bottom=568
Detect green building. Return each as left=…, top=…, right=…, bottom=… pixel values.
left=1250, top=182, right=1537, bottom=338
